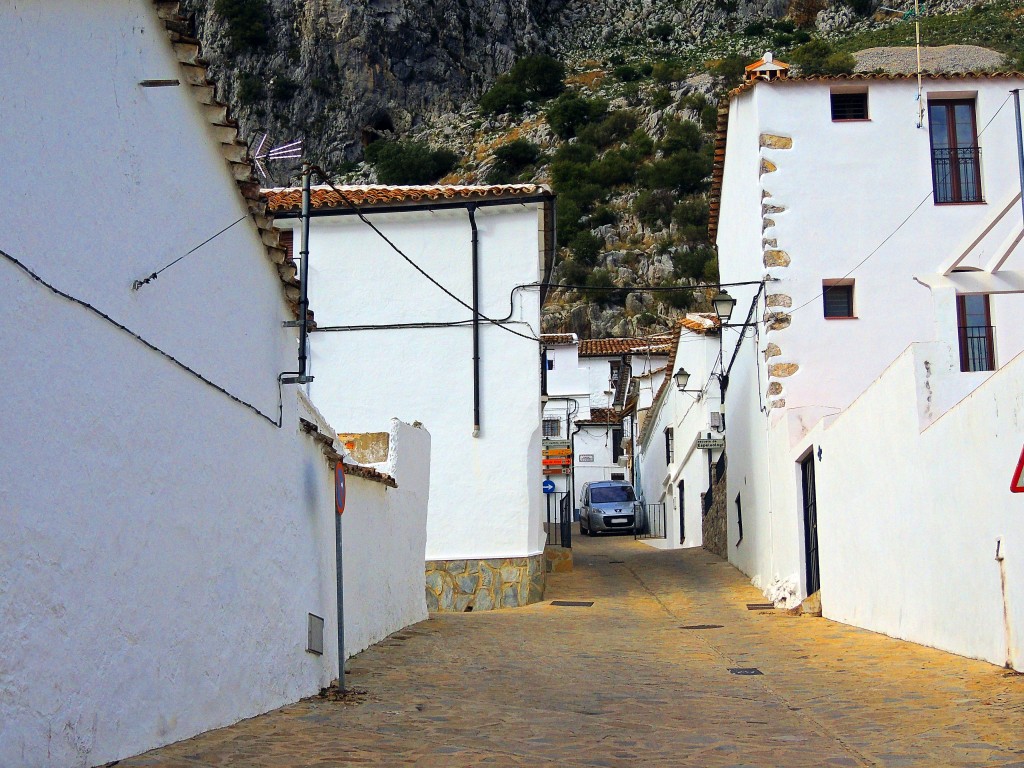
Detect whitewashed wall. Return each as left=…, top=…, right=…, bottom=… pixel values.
left=574, top=424, right=625, bottom=500
left=0, top=4, right=337, bottom=765
left=341, top=420, right=430, bottom=658
left=636, top=330, right=723, bottom=549
left=717, top=75, right=1024, bottom=599
left=278, top=204, right=544, bottom=562
left=545, top=339, right=588, bottom=399
left=805, top=343, right=1024, bottom=670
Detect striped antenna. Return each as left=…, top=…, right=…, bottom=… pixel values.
left=252, top=133, right=303, bottom=181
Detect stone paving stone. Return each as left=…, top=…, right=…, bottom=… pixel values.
left=119, top=534, right=1024, bottom=767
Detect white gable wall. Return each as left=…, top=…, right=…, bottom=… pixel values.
left=0, top=3, right=339, bottom=764
left=284, top=204, right=544, bottom=561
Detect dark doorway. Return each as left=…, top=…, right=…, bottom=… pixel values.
left=678, top=480, right=685, bottom=543
left=800, top=452, right=820, bottom=595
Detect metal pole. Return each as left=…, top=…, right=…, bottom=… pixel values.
left=335, top=506, right=345, bottom=691
left=914, top=0, right=923, bottom=128
left=468, top=205, right=481, bottom=437
left=1013, top=89, right=1024, bottom=226
left=298, top=162, right=312, bottom=378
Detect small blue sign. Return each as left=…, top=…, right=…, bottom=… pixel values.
left=542, top=479, right=556, bottom=494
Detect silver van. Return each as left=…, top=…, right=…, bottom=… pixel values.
left=580, top=480, right=644, bottom=535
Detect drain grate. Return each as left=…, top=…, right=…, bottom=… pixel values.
left=608, top=560, right=625, bottom=564
left=729, top=667, right=763, bottom=675
left=746, top=603, right=776, bottom=610
left=680, top=624, right=724, bottom=630
left=551, top=600, right=594, bottom=607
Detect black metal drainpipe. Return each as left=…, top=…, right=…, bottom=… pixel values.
left=468, top=204, right=481, bottom=438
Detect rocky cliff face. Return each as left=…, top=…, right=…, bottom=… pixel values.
left=182, top=0, right=550, bottom=179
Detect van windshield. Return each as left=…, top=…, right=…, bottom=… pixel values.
left=590, top=486, right=635, bottom=503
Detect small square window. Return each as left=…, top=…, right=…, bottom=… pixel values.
left=831, top=91, right=868, bottom=120
left=822, top=282, right=855, bottom=318
left=546, top=358, right=554, bottom=370
left=543, top=419, right=560, bottom=437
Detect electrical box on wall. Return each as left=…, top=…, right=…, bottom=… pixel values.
left=307, top=613, right=324, bottom=655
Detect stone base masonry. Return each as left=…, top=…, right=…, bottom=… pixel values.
left=425, top=554, right=545, bottom=612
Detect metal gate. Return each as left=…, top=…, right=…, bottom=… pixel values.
left=801, top=452, right=820, bottom=595
left=635, top=503, right=666, bottom=540
left=545, top=491, right=572, bottom=548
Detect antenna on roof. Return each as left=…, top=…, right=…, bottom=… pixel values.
left=880, top=1, right=925, bottom=127
left=252, top=133, right=304, bottom=182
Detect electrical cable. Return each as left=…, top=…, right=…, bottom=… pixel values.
left=308, top=167, right=540, bottom=342
left=132, top=214, right=249, bottom=290
left=788, top=92, right=1013, bottom=316
left=2, top=246, right=284, bottom=428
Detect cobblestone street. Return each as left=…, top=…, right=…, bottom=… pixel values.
left=121, top=534, right=1024, bottom=767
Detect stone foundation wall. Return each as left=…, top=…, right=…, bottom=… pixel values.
left=544, top=546, right=573, bottom=573
left=702, top=471, right=729, bottom=559
left=425, top=554, right=545, bottom=612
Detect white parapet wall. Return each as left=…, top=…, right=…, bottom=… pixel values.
left=341, top=419, right=431, bottom=658
left=806, top=342, right=1024, bottom=670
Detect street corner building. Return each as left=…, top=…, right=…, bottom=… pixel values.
left=264, top=183, right=556, bottom=612
left=712, top=52, right=1024, bottom=669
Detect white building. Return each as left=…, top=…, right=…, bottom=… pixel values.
left=712, top=55, right=1024, bottom=668
left=0, top=4, right=434, bottom=764
left=635, top=315, right=725, bottom=549
left=267, top=184, right=555, bottom=610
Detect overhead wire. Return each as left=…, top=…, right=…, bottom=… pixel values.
left=308, top=166, right=540, bottom=342
left=2, top=246, right=284, bottom=427
left=788, top=92, right=1014, bottom=315
left=132, top=214, right=249, bottom=290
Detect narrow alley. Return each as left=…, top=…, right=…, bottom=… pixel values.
left=122, top=536, right=1024, bottom=767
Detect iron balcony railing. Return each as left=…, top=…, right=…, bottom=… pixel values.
left=931, top=146, right=983, bottom=204
left=543, top=491, right=572, bottom=548
left=635, top=502, right=666, bottom=540
left=958, top=325, right=995, bottom=372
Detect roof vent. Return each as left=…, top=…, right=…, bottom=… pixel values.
left=744, top=51, right=790, bottom=82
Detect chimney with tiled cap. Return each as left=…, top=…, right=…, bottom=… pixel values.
left=744, top=51, right=790, bottom=82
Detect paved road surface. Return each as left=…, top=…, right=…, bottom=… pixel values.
left=122, top=534, right=1024, bottom=767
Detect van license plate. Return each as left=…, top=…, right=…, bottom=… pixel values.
left=610, top=518, right=627, bottom=524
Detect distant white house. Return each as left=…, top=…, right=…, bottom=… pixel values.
left=712, top=54, right=1024, bottom=668
left=266, top=183, right=555, bottom=611
left=635, top=315, right=724, bottom=550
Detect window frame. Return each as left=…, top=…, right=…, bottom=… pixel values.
left=542, top=418, right=561, bottom=437
left=830, top=89, right=869, bottom=121
left=956, top=293, right=995, bottom=372
left=928, top=98, right=983, bottom=205
left=822, top=280, right=856, bottom=319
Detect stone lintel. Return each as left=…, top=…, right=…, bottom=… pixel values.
left=760, top=133, right=794, bottom=149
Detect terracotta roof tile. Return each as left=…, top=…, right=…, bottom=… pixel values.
left=578, top=335, right=674, bottom=357
left=151, top=2, right=304, bottom=319
left=264, top=184, right=548, bottom=213
left=576, top=407, right=622, bottom=426
left=708, top=70, right=1024, bottom=243
left=541, top=333, right=577, bottom=345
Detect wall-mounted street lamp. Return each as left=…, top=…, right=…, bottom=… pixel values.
left=712, top=290, right=737, bottom=324
left=674, top=367, right=703, bottom=400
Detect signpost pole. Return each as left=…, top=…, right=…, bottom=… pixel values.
left=334, top=463, right=346, bottom=691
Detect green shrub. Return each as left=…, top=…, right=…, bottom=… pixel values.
left=788, top=39, right=856, bottom=75
left=650, top=22, right=674, bottom=40
left=652, top=60, right=683, bottom=83
left=590, top=151, right=636, bottom=187
left=589, top=206, right=618, bottom=226
left=271, top=76, right=298, bottom=101
left=672, top=197, right=710, bottom=241
left=364, top=140, right=459, bottom=184
left=672, top=245, right=716, bottom=279
left=642, top=150, right=712, bottom=194
left=479, top=54, right=566, bottom=114
left=558, top=256, right=590, bottom=285
left=577, top=110, right=639, bottom=148
left=623, top=129, right=655, bottom=161
left=634, top=189, right=676, bottom=228
left=546, top=95, right=608, bottom=139
left=487, top=139, right=541, bottom=182
left=651, top=88, right=673, bottom=110
left=570, top=231, right=604, bottom=266
left=214, top=0, right=271, bottom=52
left=679, top=91, right=708, bottom=113
left=659, top=119, right=704, bottom=155
left=613, top=64, right=643, bottom=82
left=743, top=20, right=768, bottom=36
left=237, top=72, right=265, bottom=104
left=700, top=103, right=719, bottom=132
left=584, top=268, right=616, bottom=303
left=660, top=281, right=693, bottom=310
left=710, top=54, right=747, bottom=90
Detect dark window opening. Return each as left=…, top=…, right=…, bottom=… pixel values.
left=957, top=293, right=995, bottom=372
left=611, top=426, right=624, bottom=464
left=823, top=282, right=854, bottom=318
left=610, top=473, right=626, bottom=481
left=665, top=427, right=674, bottom=464
left=546, top=357, right=554, bottom=370
left=543, top=418, right=560, bottom=437
left=735, top=493, right=743, bottom=545
left=590, top=485, right=635, bottom=503
left=831, top=91, right=868, bottom=120
left=929, top=99, right=982, bottom=204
